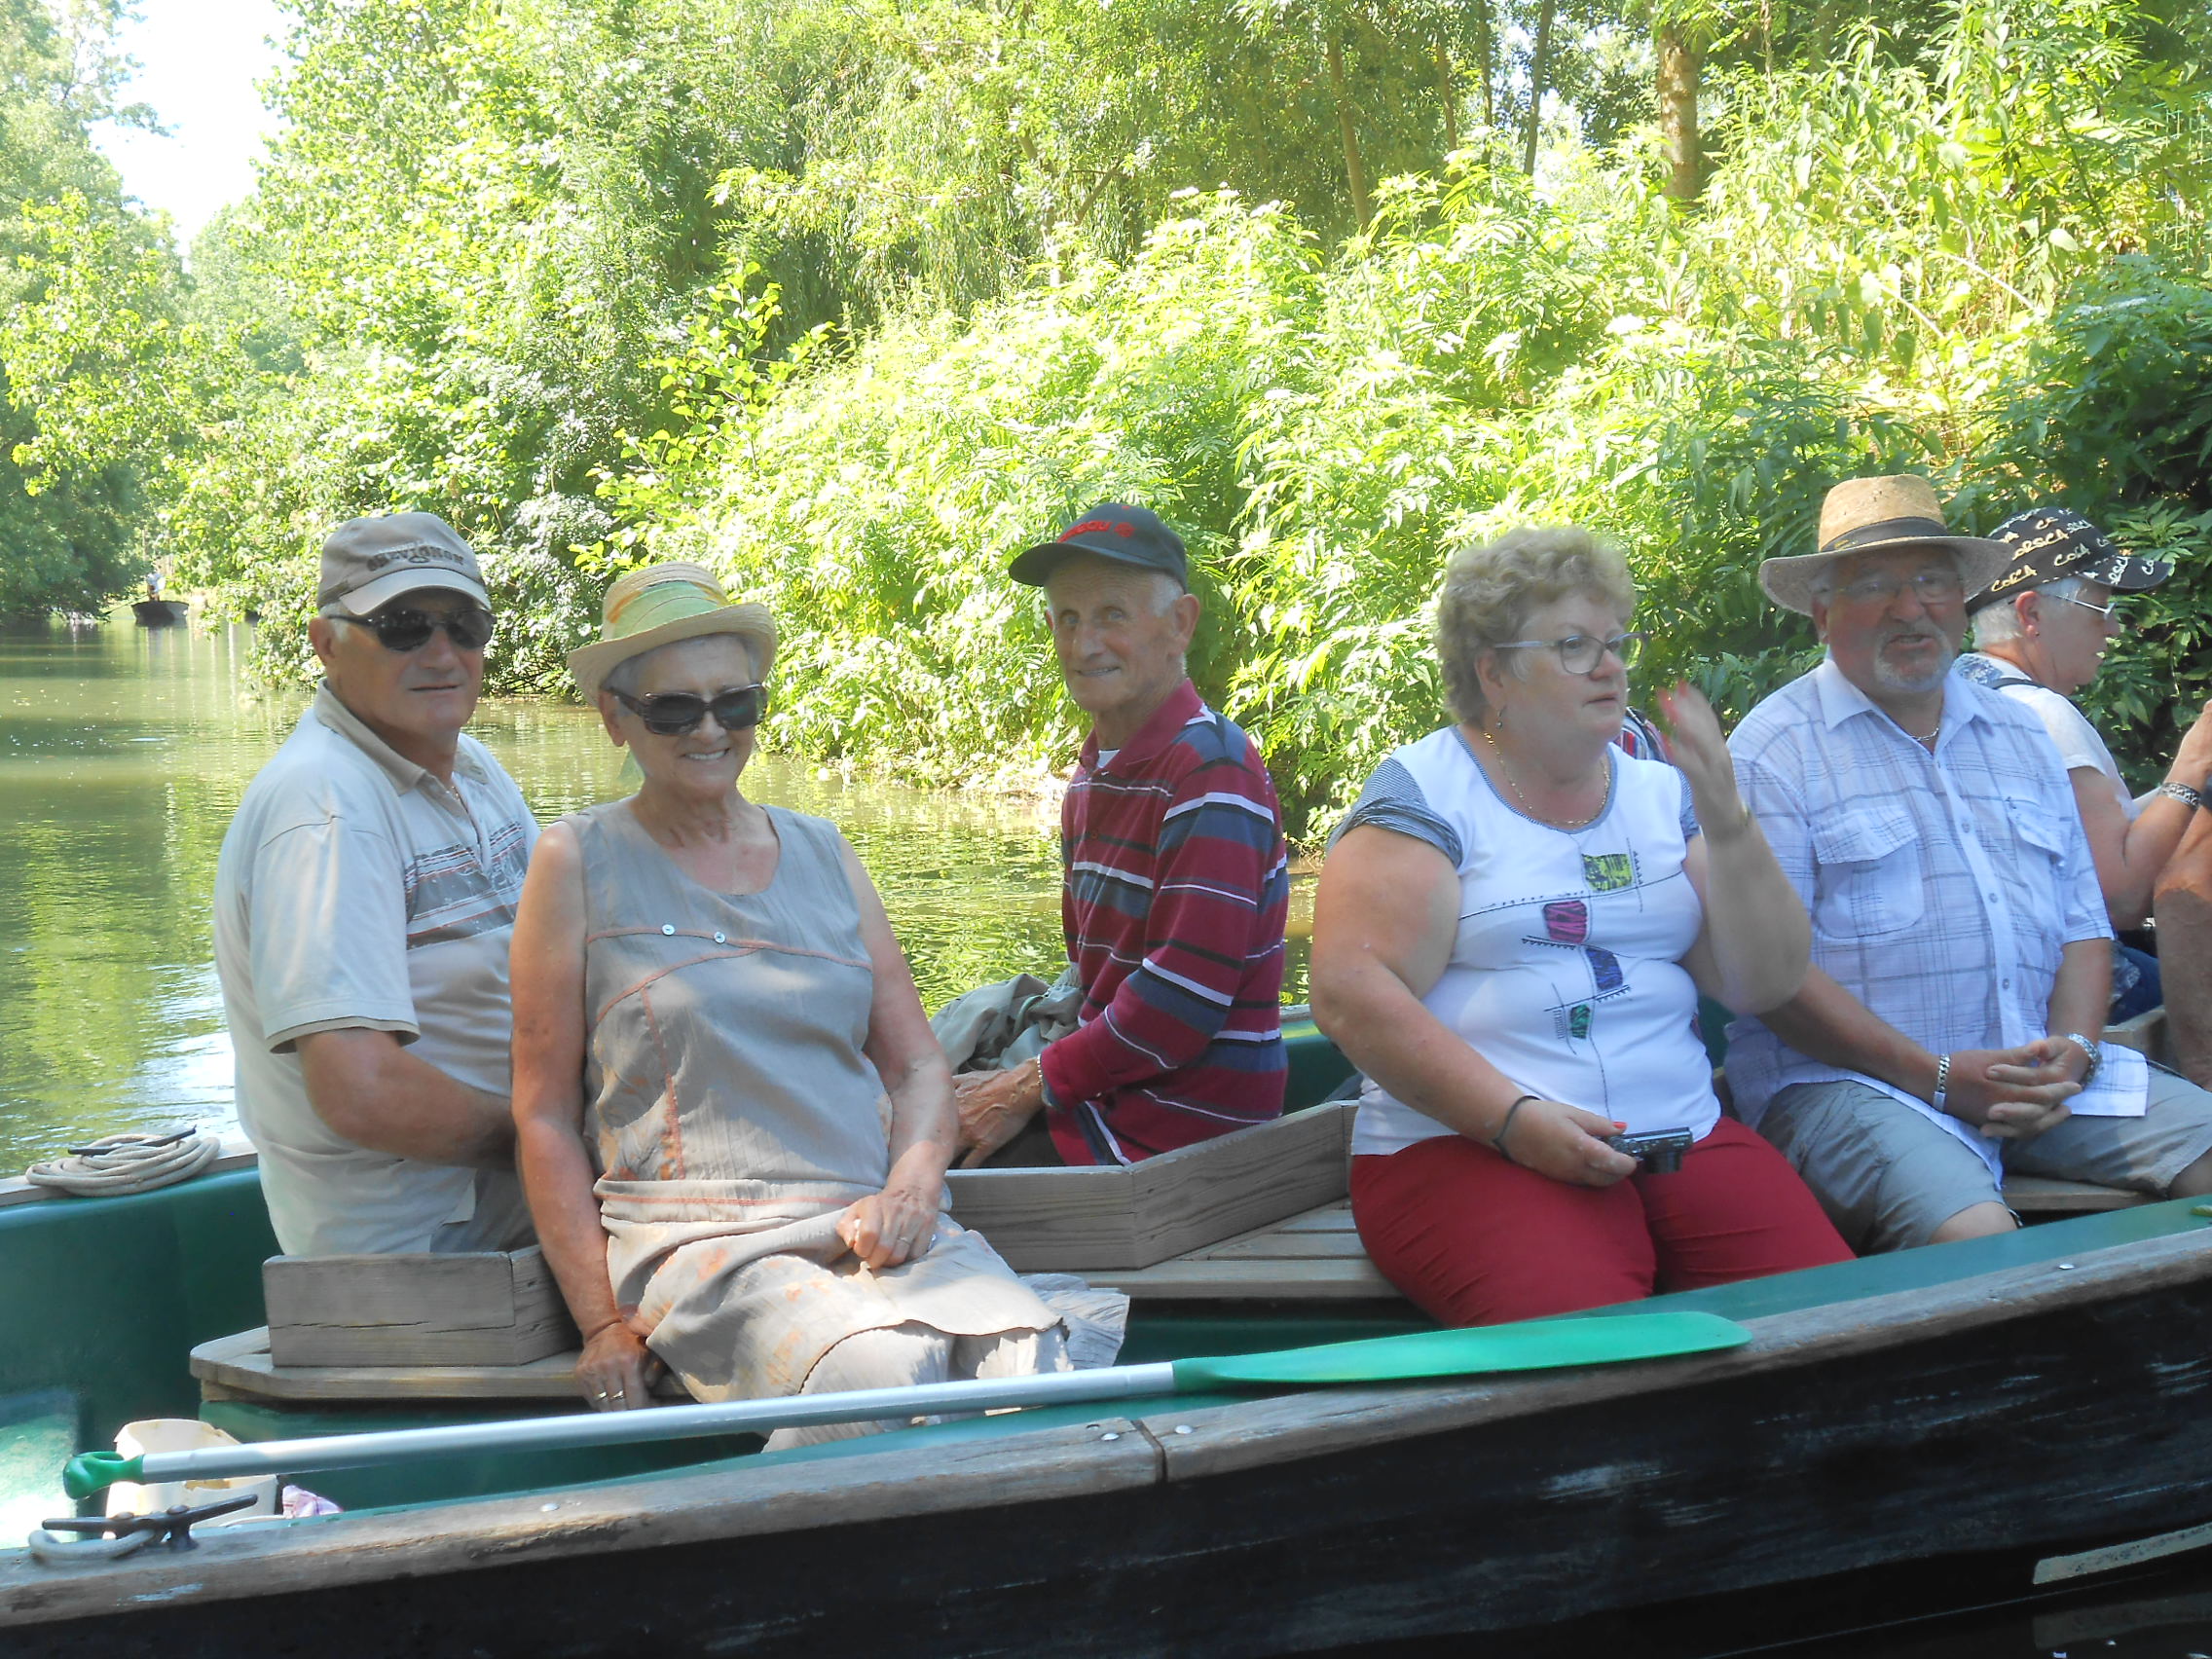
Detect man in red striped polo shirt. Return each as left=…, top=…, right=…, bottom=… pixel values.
left=954, top=503, right=1291, bottom=1166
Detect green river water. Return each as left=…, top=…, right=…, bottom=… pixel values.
left=0, top=611, right=1310, bottom=1173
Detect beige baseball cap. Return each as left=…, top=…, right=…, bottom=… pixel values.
left=318, top=513, right=492, bottom=615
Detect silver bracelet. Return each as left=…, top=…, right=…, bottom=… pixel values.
left=2058, top=1032, right=2102, bottom=1087
left=1931, top=1052, right=1950, bottom=1114
left=2160, top=780, right=2205, bottom=811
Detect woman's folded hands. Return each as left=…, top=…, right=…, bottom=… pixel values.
left=836, top=1182, right=942, bottom=1269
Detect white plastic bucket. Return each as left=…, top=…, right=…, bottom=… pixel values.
left=105, top=1419, right=278, bottom=1525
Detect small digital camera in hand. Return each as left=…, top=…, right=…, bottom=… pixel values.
left=1604, top=1127, right=1693, bottom=1173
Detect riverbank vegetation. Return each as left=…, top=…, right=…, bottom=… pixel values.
left=6, top=0, right=2210, bottom=835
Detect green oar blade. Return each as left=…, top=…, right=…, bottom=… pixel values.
left=1171, top=1309, right=1751, bottom=1389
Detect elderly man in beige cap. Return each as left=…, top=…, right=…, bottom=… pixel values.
left=1722, top=476, right=2212, bottom=1253
left=213, top=513, right=538, bottom=1257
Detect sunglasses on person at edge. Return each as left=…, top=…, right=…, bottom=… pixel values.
left=1495, top=631, right=1647, bottom=676
left=611, top=683, right=768, bottom=736
left=330, top=604, right=497, bottom=653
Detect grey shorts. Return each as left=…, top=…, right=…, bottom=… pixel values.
left=1756, top=1064, right=2212, bottom=1253
left=429, top=1168, right=537, bottom=1253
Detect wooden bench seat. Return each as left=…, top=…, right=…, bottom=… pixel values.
left=186, top=1171, right=2147, bottom=1405
left=188, top=1199, right=1404, bottom=1402
left=1081, top=1201, right=1391, bottom=1299
left=190, top=1008, right=2179, bottom=1404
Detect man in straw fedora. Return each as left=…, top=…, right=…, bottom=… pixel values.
left=1721, top=475, right=2212, bottom=1252
left=214, top=513, right=538, bottom=1257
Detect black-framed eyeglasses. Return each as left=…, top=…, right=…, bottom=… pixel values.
left=1494, top=631, right=1646, bottom=676
left=330, top=606, right=496, bottom=653
left=612, top=683, right=767, bottom=736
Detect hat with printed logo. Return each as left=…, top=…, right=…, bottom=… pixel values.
left=1008, top=502, right=1189, bottom=588
left=1966, top=504, right=2173, bottom=612
left=318, top=513, right=491, bottom=615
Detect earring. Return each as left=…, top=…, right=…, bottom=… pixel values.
left=1495, top=704, right=1508, bottom=729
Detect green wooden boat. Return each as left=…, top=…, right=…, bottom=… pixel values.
left=7, top=1023, right=2212, bottom=1656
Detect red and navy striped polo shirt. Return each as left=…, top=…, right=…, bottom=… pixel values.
left=1039, top=680, right=1290, bottom=1164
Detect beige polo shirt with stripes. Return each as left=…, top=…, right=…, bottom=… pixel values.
left=213, top=684, right=537, bottom=1255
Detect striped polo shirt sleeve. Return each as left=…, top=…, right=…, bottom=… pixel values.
left=1043, top=745, right=1287, bottom=1110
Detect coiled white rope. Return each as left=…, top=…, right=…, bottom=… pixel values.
left=24, top=1128, right=222, bottom=1198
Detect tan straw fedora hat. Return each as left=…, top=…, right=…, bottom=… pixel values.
left=1758, top=475, right=2009, bottom=616
left=567, top=562, right=777, bottom=702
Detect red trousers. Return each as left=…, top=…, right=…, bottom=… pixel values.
left=1349, top=1117, right=1852, bottom=1328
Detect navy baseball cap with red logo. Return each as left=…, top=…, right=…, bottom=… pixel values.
left=1008, top=502, right=1189, bottom=588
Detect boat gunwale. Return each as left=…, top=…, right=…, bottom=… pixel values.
left=8, top=1216, right=2212, bottom=1631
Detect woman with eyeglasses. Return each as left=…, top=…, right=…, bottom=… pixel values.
left=1309, top=528, right=1851, bottom=1327
left=507, top=564, right=1076, bottom=1444
left=1958, top=507, right=2212, bottom=1023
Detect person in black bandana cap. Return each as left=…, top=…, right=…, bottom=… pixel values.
left=1959, top=505, right=2212, bottom=1022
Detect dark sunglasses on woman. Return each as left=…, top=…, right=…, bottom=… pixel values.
left=330, top=605, right=497, bottom=653
left=612, top=682, right=767, bottom=735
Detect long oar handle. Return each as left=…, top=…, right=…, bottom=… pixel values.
left=65, top=1363, right=1181, bottom=1498
left=62, top=1310, right=1751, bottom=1499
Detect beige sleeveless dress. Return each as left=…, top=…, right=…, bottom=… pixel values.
left=571, top=799, right=1056, bottom=1403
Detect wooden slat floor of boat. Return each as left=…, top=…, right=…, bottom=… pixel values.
left=2005, top=1174, right=2150, bottom=1212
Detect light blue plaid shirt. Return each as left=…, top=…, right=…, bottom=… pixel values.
left=1723, top=656, right=2133, bottom=1173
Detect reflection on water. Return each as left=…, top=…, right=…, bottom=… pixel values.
left=0, top=613, right=1312, bottom=1170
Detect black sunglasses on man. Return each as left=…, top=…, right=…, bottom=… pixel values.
left=329, top=604, right=497, bottom=653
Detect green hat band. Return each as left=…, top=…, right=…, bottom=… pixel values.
left=604, top=573, right=728, bottom=640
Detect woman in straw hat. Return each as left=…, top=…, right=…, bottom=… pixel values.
left=510, top=563, right=1082, bottom=1445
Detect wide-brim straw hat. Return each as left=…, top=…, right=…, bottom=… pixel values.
left=567, top=562, right=777, bottom=702
left=1758, top=475, right=2010, bottom=616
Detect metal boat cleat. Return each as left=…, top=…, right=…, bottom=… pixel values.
left=26, top=1494, right=258, bottom=1567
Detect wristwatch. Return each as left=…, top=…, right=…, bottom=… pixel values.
left=2057, top=1032, right=2102, bottom=1087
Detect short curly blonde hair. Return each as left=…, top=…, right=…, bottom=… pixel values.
left=1436, top=527, right=1638, bottom=724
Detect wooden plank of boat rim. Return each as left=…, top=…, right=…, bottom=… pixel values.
left=16, top=1210, right=2212, bottom=1651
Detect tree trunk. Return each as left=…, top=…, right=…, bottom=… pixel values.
left=1435, top=34, right=1459, bottom=154
left=1523, top=0, right=1556, bottom=174
left=1326, top=32, right=1374, bottom=229
left=1472, top=0, right=1494, bottom=128
left=1657, top=22, right=1703, bottom=203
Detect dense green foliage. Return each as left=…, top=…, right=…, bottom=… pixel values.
left=0, top=0, right=169, bottom=615
left=630, top=0, right=2212, bottom=829
left=2, top=0, right=2209, bottom=832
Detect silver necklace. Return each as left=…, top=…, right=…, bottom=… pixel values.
left=1481, top=724, right=1605, bottom=830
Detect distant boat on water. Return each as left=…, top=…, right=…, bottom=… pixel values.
left=130, top=599, right=186, bottom=627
